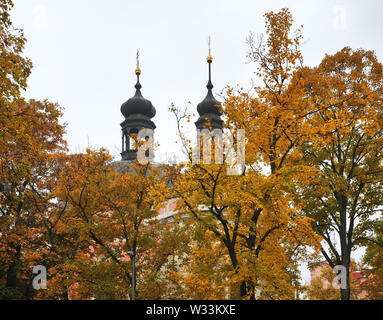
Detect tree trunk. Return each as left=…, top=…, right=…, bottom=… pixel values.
left=340, top=272, right=350, bottom=300
left=226, top=242, right=249, bottom=299
left=339, top=194, right=350, bottom=300
left=6, top=244, right=21, bottom=289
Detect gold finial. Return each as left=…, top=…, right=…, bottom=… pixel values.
left=135, top=49, right=141, bottom=75
left=207, top=35, right=213, bottom=63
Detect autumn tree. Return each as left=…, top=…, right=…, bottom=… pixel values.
left=0, top=98, right=67, bottom=299
left=222, top=8, right=321, bottom=298
left=0, top=0, right=68, bottom=299
left=297, top=47, right=383, bottom=300
left=165, top=9, right=321, bottom=300
left=46, top=150, right=188, bottom=300
left=0, top=0, right=31, bottom=106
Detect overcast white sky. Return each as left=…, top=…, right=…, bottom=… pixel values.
left=11, top=0, right=383, bottom=162
left=10, top=0, right=383, bottom=283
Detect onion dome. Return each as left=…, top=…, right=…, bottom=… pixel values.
left=120, top=52, right=156, bottom=162
left=120, top=66, right=156, bottom=120
left=195, top=46, right=223, bottom=130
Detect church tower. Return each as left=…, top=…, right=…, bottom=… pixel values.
left=120, top=52, right=156, bottom=161
left=195, top=39, right=223, bottom=131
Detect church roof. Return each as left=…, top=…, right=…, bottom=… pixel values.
left=120, top=70, right=156, bottom=120
left=195, top=52, right=223, bottom=130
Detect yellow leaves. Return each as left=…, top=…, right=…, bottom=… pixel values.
left=169, top=231, right=232, bottom=300
left=44, top=149, right=180, bottom=299
left=0, top=1, right=32, bottom=105
left=248, top=8, right=303, bottom=96
left=169, top=15, right=327, bottom=293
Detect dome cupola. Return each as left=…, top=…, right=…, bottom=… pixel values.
left=195, top=40, right=223, bottom=131
left=120, top=66, right=156, bottom=120
left=120, top=51, right=156, bottom=162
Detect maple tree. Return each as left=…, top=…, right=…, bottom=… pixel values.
left=0, top=101, right=67, bottom=297
left=0, top=0, right=67, bottom=299
left=0, top=98, right=67, bottom=299
left=297, top=47, right=383, bottom=300
left=41, top=150, right=189, bottom=300
left=165, top=9, right=321, bottom=300
left=0, top=0, right=31, bottom=106
left=222, top=8, right=321, bottom=298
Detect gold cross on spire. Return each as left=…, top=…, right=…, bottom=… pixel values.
left=135, top=49, right=141, bottom=75
left=208, top=36, right=211, bottom=55
left=207, top=36, right=213, bottom=63
left=136, top=50, right=139, bottom=68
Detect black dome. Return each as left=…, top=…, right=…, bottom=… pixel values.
left=197, top=83, right=222, bottom=116
left=121, top=83, right=156, bottom=119
left=195, top=79, right=223, bottom=130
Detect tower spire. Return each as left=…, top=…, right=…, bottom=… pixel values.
left=135, top=50, right=142, bottom=91
left=195, top=36, right=223, bottom=131
left=208, top=35, right=211, bottom=55
left=120, top=51, right=156, bottom=161
left=207, top=36, right=213, bottom=89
